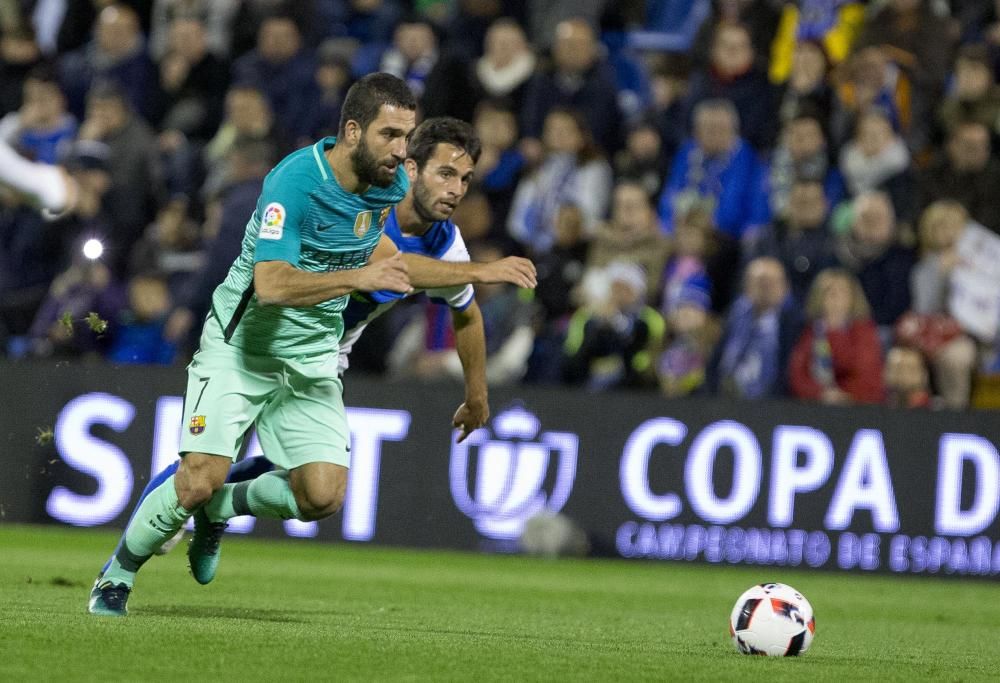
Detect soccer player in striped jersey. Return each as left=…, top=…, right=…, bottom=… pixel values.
left=90, top=114, right=536, bottom=613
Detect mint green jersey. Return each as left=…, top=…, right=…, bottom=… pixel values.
left=210, top=137, right=408, bottom=358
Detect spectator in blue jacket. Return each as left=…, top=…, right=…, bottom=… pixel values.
left=231, top=14, right=319, bottom=144
left=658, top=98, right=769, bottom=239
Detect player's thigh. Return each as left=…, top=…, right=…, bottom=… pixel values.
left=175, top=452, right=234, bottom=505
left=255, top=354, right=351, bottom=471
left=178, top=339, right=279, bottom=461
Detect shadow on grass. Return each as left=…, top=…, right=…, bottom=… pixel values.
left=139, top=604, right=306, bottom=623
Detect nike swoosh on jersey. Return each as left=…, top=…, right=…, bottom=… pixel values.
left=316, top=223, right=335, bottom=232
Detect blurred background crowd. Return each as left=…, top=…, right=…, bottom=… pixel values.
left=4, top=0, right=1000, bottom=410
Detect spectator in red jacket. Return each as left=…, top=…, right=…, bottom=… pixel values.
left=790, top=268, right=885, bottom=404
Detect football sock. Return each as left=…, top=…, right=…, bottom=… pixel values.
left=100, top=460, right=181, bottom=575
left=204, top=470, right=301, bottom=522
left=101, top=475, right=191, bottom=588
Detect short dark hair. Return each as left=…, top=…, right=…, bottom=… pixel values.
left=337, top=72, right=416, bottom=137
left=407, top=117, right=482, bottom=170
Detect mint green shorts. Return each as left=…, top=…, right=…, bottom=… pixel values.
left=178, top=314, right=350, bottom=469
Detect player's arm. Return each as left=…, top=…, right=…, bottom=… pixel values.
left=255, top=256, right=410, bottom=307
left=450, top=299, right=489, bottom=443
left=403, top=252, right=537, bottom=289
left=0, top=138, right=77, bottom=214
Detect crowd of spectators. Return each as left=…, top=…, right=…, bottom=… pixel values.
left=4, top=0, right=1000, bottom=411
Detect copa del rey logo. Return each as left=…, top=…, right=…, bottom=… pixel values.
left=449, top=405, right=579, bottom=540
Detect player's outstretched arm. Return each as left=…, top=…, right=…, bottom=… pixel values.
left=404, top=253, right=537, bottom=290
left=0, top=138, right=77, bottom=214
left=254, top=254, right=411, bottom=307
left=450, top=300, right=489, bottom=443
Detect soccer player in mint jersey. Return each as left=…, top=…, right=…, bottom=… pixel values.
left=88, top=73, right=419, bottom=616
left=89, top=115, right=537, bottom=614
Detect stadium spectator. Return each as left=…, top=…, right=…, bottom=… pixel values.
left=768, top=112, right=843, bottom=218
left=936, top=44, right=1000, bottom=139
left=165, top=138, right=274, bottom=353
left=525, top=204, right=589, bottom=383
left=834, top=191, right=915, bottom=331
left=525, top=2, right=608, bottom=53
left=473, top=99, right=525, bottom=233
left=747, top=178, right=836, bottom=306
left=903, top=200, right=979, bottom=409
left=0, top=195, right=66, bottom=353
left=128, top=197, right=204, bottom=291
left=508, top=107, right=612, bottom=255
left=587, top=181, right=670, bottom=298
left=154, top=15, right=228, bottom=141
left=301, top=42, right=352, bottom=140
left=473, top=19, right=536, bottom=113
left=706, top=257, right=802, bottom=399
left=58, top=5, right=157, bottom=120
left=656, top=278, right=718, bottom=397
left=647, top=65, right=688, bottom=166
left=149, top=0, right=240, bottom=61
left=658, top=203, right=714, bottom=315
left=520, top=17, right=622, bottom=155
left=106, top=272, right=177, bottom=365
left=658, top=98, right=769, bottom=239
left=0, top=13, right=41, bottom=115
left=78, top=83, right=161, bottom=275
left=853, top=0, right=955, bottom=98
left=884, top=344, right=934, bottom=409
left=0, top=64, right=76, bottom=164
left=917, top=119, right=1000, bottom=235
left=690, top=1, right=780, bottom=71
left=231, top=14, right=319, bottom=143
left=789, top=268, right=885, bottom=405
left=563, top=261, right=664, bottom=390
left=831, top=46, right=914, bottom=150
left=838, top=109, right=912, bottom=220
left=27, top=240, right=125, bottom=360
left=774, top=40, right=840, bottom=133
left=768, top=2, right=864, bottom=85
left=379, top=15, right=477, bottom=122
left=614, top=120, right=669, bottom=200
left=686, top=22, right=777, bottom=151
left=202, top=84, right=281, bottom=199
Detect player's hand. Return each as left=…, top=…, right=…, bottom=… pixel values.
left=356, top=252, right=411, bottom=293
left=479, top=256, right=537, bottom=289
left=452, top=398, right=489, bottom=443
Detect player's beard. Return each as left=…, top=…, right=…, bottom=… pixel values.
left=412, top=179, right=450, bottom=223
left=351, top=134, right=397, bottom=188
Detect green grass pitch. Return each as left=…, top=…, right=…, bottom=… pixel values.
left=2, top=525, right=999, bottom=681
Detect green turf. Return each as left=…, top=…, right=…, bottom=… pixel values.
left=1, top=525, right=998, bottom=681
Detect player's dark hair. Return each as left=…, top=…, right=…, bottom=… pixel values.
left=407, top=117, right=482, bottom=170
left=337, top=72, right=416, bottom=137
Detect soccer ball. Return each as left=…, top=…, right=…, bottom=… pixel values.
left=729, top=583, right=815, bottom=656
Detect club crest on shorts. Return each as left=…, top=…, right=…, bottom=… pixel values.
left=189, top=415, right=206, bottom=435
left=353, top=210, right=373, bottom=238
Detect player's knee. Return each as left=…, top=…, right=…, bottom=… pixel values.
left=292, top=466, right=347, bottom=520
left=175, top=454, right=229, bottom=510
left=294, top=487, right=345, bottom=521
